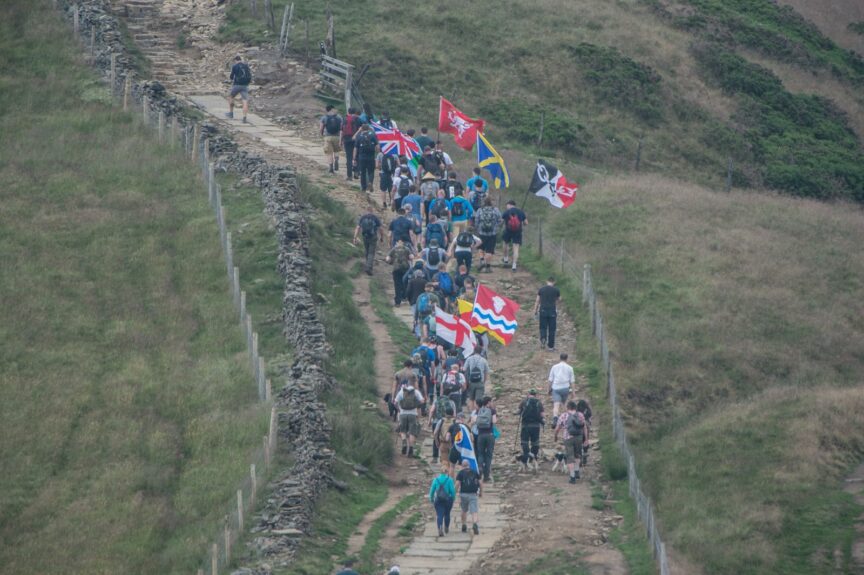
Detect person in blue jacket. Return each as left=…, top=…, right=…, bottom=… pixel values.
left=429, top=463, right=456, bottom=537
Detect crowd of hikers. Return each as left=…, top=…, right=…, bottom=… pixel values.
left=326, top=104, right=592, bottom=574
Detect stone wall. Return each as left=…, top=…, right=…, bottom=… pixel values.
left=57, top=1, right=334, bottom=570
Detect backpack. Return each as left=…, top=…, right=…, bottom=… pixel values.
left=234, top=62, right=252, bottom=85
left=456, top=232, right=473, bottom=248
left=426, top=223, right=445, bottom=247
left=506, top=212, right=523, bottom=232
left=470, top=191, right=487, bottom=211
left=417, top=293, right=435, bottom=316
left=397, top=177, right=412, bottom=197
left=359, top=215, right=377, bottom=238
left=451, top=199, right=465, bottom=218
left=443, top=372, right=462, bottom=395
left=476, top=407, right=493, bottom=431
left=431, top=199, right=449, bottom=218
left=566, top=412, right=585, bottom=437
left=426, top=248, right=441, bottom=267
left=343, top=115, right=360, bottom=137
left=460, top=470, right=479, bottom=493
left=391, top=245, right=410, bottom=269
left=435, top=396, right=456, bottom=419
left=434, top=482, right=452, bottom=504
left=468, top=363, right=483, bottom=385
left=438, top=272, right=455, bottom=296
left=324, top=114, right=342, bottom=135
left=521, top=397, right=542, bottom=424
left=477, top=208, right=497, bottom=236
left=357, top=132, right=376, bottom=154
left=399, top=388, right=419, bottom=410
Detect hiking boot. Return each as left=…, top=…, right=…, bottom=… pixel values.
left=574, top=470, right=581, bottom=480
left=569, top=475, right=577, bottom=484
left=334, top=158, right=339, bottom=170
left=539, top=340, right=546, bottom=349
left=552, top=416, right=559, bottom=428
left=438, top=527, right=444, bottom=537
left=472, top=523, right=479, bottom=535
left=547, top=346, right=556, bottom=352
left=462, top=524, right=467, bottom=533
left=401, top=443, right=407, bottom=455
left=224, top=112, right=234, bottom=119
left=242, top=116, right=248, bottom=124
left=407, top=446, right=414, bottom=457
left=444, top=524, right=449, bottom=534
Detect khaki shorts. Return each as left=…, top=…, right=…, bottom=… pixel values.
left=399, top=413, right=420, bottom=436
left=323, top=135, right=341, bottom=154
left=460, top=493, right=479, bottom=513
left=466, top=385, right=485, bottom=403
left=564, top=436, right=583, bottom=463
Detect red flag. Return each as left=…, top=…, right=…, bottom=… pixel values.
left=471, top=284, right=519, bottom=345
left=438, top=97, right=485, bottom=151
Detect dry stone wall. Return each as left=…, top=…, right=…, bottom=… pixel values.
left=58, top=1, right=335, bottom=570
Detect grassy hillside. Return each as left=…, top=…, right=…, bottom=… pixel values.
left=0, top=2, right=270, bottom=573
left=222, top=0, right=864, bottom=202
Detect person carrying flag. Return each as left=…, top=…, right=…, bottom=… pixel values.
left=500, top=200, right=527, bottom=271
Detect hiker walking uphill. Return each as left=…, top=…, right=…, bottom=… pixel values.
left=533, top=276, right=561, bottom=351
left=473, top=197, right=502, bottom=271
left=554, top=401, right=589, bottom=483
left=353, top=206, right=383, bottom=275
left=225, top=55, right=251, bottom=123
left=549, top=352, right=575, bottom=425
left=448, top=187, right=474, bottom=237
left=501, top=200, right=527, bottom=271
left=320, top=104, right=343, bottom=174
left=449, top=227, right=482, bottom=273
left=354, top=122, right=379, bottom=193
left=462, top=350, right=490, bottom=412
left=386, top=238, right=412, bottom=306
left=388, top=207, right=417, bottom=250
left=341, top=107, right=361, bottom=180
left=455, top=459, right=483, bottom=535
left=395, top=379, right=424, bottom=457
left=429, top=465, right=456, bottom=537
left=518, top=389, right=545, bottom=471
left=472, top=396, right=497, bottom=482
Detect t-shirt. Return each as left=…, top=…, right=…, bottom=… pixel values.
left=230, top=62, right=251, bottom=85
left=321, top=113, right=342, bottom=136
left=549, top=361, right=575, bottom=390
left=444, top=180, right=465, bottom=199
left=355, top=131, right=379, bottom=157
left=415, top=135, right=435, bottom=152
left=336, top=569, right=360, bottom=575
left=357, top=213, right=381, bottom=237
left=402, top=194, right=424, bottom=225
left=465, top=176, right=489, bottom=194
left=538, top=284, right=560, bottom=311
left=395, top=367, right=416, bottom=389
left=462, top=354, right=489, bottom=386
left=420, top=181, right=440, bottom=201
left=501, top=207, right=527, bottom=231
left=342, top=114, right=361, bottom=138
left=407, top=276, right=428, bottom=304
left=557, top=411, right=586, bottom=440
left=450, top=197, right=474, bottom=222
left=456, top=468, right=481, bottom=494
left=422, top=247, right=447, bottom=271
left=389, top=216, right=414, bottom=242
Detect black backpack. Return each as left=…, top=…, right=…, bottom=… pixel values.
left=427, top=248, right=440, bottom=267
left=397, top=177, right=412, bottom=197
left=234, top=62, right=252, bottom=85
left=460, top=470, right=479, bottom=493
left=451, top=199, right=465, bottom=218
left=567, top=412, right=585, bottom=437
left=357, top=132, right=376, bottom=154
left=359, top=215, right=377, bottom=238
left=324, top=114, right=342, bottom=135
left=468, top=364, right=483, bottom=385
left=456, top=232, right=473, bottom=248
left=431, top=199, right=449, bottom=218
left=521, top=397, right=542, bottom=424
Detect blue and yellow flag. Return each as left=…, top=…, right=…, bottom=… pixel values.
left=476, top=131, right=510, bottom=189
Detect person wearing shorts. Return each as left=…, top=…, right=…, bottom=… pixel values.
left=446, top=414, right=467, bottom=475
left=555, top=402, right=587, bottom=483
left=395, top=384, right=424, bottom=457
left=548, top=353, right=575, bottom=425
left=226, top=55, right=251, bottom=123
left=320, top=105, right=343, bottom=174
left=500, top=200, right=527, bottom=271
left=455, top=459, right=482, bottom=534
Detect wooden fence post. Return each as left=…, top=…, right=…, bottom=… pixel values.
left=537, top=111, right=545, bottom=147
left=265, top=378, right=272, bottom=402
left=210, top=543, right=218, bottom=575
left=304, top=20, right=309, bottom=67
left=123, top=75, right=131, bottom=111
left=171, top=116, right=179, bottom=146
left=268, top=406, right=277, bottom=451
left=635, top=136, right=644, bottom=172
left=192, top=124, right=201, bottom=161
left=237, top=490, right=244, bottom=531
left=344, top=65, right=353, bottom=113
left=559, top=238, right=565, bottom=273
left=158, top=110, right=165, bottom=142
left=110, top=53, right=117, bottom=94
left=73, top=4, right=79, bottom=35
left=90, top=27, right=96, bottom=61
left=724, top=157, right=733, bottom=192
left=263, top=436, right=271, bottom=468
left=250, top=464, right=257, bottom=502
left=224, top=522, right=231, bottom=563
left=537, top=218, right=543, bottom=257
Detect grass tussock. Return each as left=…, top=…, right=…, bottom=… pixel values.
left=0, top=1, right=269, bottom=573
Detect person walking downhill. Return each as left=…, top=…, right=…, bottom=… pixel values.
left=429, top=464, right=456, bottom=537
left=533, top=276, right=561, bottom=351
left=353, top=206, right=383, bottom=275
left=320, top=105, right=343, bottom=174
left=395, top=379, right=424, bottom=457
left=341, top=107, right=361, bottom=180
left=386, top=238, right=412, bottom=306
left=501, top=200, right=527, bottom=271
left=554, top=401, right=588, bottom=483
left=473, top=396, right=497, bottom=482
left=518, top=389, right=545, bottom=471
left=455, top=459, right=483, bottom=535
left=548, top=352, right=575, bottom=427
left=354, top=122, right=379, bottom=193
left=225, top=55, right=252, bottom=123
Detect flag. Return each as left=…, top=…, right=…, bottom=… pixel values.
left=471, top=284, right=519, bottom=346
left=457, top=298, right=504, bottom=345
left=438, top=97, right=485, bottom=151
left=435, top=307, right=477, bottom=356
left=370, top=121, right=422, bottom=160
left=476, top=132, right=510, bottom=189
left=529, top=160, right=579, bottom=209
left=453, top=423, right=479, bottom=472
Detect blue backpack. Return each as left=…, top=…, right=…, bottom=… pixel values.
left=426, top=223, right=445, bottom=247
left=438, top=272, right=455, bottom=296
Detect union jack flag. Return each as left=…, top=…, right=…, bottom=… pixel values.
left=369, top=122, right=422, bottom=160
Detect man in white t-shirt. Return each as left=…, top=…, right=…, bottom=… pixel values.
left=548, top=353, right=575, bottom=426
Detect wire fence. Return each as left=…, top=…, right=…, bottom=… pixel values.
left=63, top=6, right=282, bottom=572
left=528, top=223, right=671, bottom=575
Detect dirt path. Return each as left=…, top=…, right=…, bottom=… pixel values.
left=109, top=3, right=631, bottom=572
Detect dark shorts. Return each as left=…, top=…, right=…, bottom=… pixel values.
left=466, top=385, right=485, bottom=403
left=229, top=85, right=249, bottom=100
left=448, top=445, right=461, bottom=464
left=399, top=413, right=420, bottom=436
left=479, top=234, right=497, bottom=254
left=502, top=229, right=522, bottom=245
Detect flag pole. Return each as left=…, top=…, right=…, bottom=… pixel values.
left=520, top=186, right=532, bottom=211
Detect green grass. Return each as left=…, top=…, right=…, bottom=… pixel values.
left=369, top=277, right=417, bottom=369
left=498, top=550, right=592, bottom=575
left=356, top=494, right=419, bottom=573
left=0, top=1, right=269, bottom=573
left=850, top=22, right=864, bottom=36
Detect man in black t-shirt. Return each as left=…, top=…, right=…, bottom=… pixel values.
left=532, top=276, right=561, bottom=351
left=226, top=55, right=252, bottom=123
left=353, top=206, right=383, bottom=275
left=455, top=459, right=483, bottom=534
left=500, top=200, right=527, bottom=271
left=388, top=208, right=417, bottom=249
